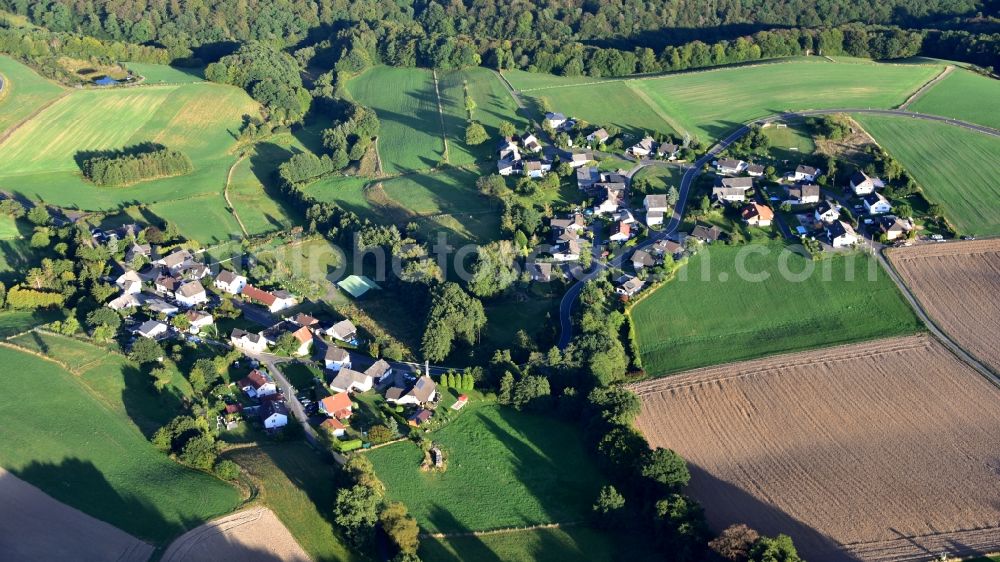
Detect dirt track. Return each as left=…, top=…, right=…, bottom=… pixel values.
left=0, top=468, right=153, bottom=561
left=888, top=239, right=1000, bottom=374
left=632, top=335, right=1000, bottom=562
left=161, top=506, right=308, bottom=562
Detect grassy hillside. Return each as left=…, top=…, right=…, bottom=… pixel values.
left=0, top=55, right=65, bottom=133
left=422, top=527, right=617, bottom=562
left=366, top=403, right=605, bottom=533
left=910, top=69, right=1000, bottom=130
left=0, top=345, right=240, bottom=544
left=439, top=67, right=527, bottom=165
left=630, top=243, right=923, bottom=376
left=854, top=114, right=1000, bottom=236
left=127, top=62, right=205, bottom=84
left=346, top=66, right=445, bottom=173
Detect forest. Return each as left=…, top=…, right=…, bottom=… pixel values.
left=81, top=146, right=193, bottom=186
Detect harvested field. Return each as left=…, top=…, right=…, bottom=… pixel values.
left=888, top=239, right=1000, bottom=374
left=633, top=334, right=1000, bottom=562
left=0, top=468, right=152, bottom=562
left=161, top=507, right=309, bottom=562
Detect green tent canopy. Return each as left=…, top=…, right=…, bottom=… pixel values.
left=337, top=275, right=381, bottom=298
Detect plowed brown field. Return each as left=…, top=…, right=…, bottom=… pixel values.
left=632, top=335, right=1000, bottom=562
left=888, top=239, right=1000, bottom=374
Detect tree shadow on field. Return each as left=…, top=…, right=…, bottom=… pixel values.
left=120, top=363, right=188, bottom=439
left=685, top=463, right=858, bottom=562
left=424, top=504, right=502, bottom=562
left=9, top=457, right=199, bottom=545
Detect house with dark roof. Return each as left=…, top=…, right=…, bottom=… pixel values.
left=657, top=142, right=680, bottom=160
left=154, top=274, right=180, bottom=297
left=632, top=249, right=655, bottom=269
left=691, top=224, right=723, bottom=243
left=324, top=346, right=351, bottom=371
left=712, top=177, right=753, bottom=203
left=746, top=163, right=765, bottom=177
left=231, top=328, right=267, bottom=354
left=364, top=359, right=392, bottom=381
left=827, top=220, right=858, bottom=248
left=330, top=368, right=373, bottom=393
left=576, top=166, right=599, bottom=190
left=136, top=320, right=168, bottom=339
left=875, top=215, right=911, bottom=241
left=849, top=170, right=881, bottom=195
left=528, top=261, right=553, bottom=282
left=214, top=270, right=247, bottom=295
left=814, top=200, right=841, bottom=224
left=863, top=192, right=892, bottom=215
left=609, top=221, right=631, bottom=242
left=175, top=280, right=208, bottom=307
left=408, top=409, right=432, bottom=426
left=615, top=274, right=645, bottom=297
left=716, top=158, right=746, bottom=175
left=787, top=183, right=821, bottom=205
left=386, top=375, right=437, bottom=406
left=741, top=202, right=775, bottom=227
left=792, top=165, right=820, bottom=182
left=260, top=400, right=288, bottom=429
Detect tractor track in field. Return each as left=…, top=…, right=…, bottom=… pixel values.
left=898, top=64, right=954, bottom=109
left=431, top=69, right=450, bottom=163
left=224, top=153, right=249, bottom=237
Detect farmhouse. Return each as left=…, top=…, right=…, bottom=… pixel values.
left=814, top=200, right=841, bottom=224
left=587, top=128, right=609, bottom=144
left=828, top=220, right=859, bottom=248
left=214, top=270, right=247, bottom=295
left=691, top=224, right=723, bottom=243
left=609, top=221, right=631, bottom=242
left=242, top=285, right=297, bottom=313
left=713, top=177, right=753, bottom=202
left=259, top=401, right=288, bottom=429
left=319, top=391, right=353, bottom=420
left=231, top=328, right=267, bottom=354
left=320, top=418, right=347, bottom=437
left=330, top=368, right=373, bottom=393
left=327, top=319, right=357, bottom=342
left=657, top=142, right=679, bottom=160
left=741, top=202, right=775, bottom=227
left=175, top=281, right=208, bottom=307
left=576, top=166, right=599, bottom=189
left=185, top=310, right=214, bottom=332
left=632, top=249, right=655, bottom=269
left=716, top=158, right=746, bottom=175
left=849, top=170, right=881, bottom=195
left=787, top=183, right=821, bottom=204
left=136, top=320, right=168, bottom=339
left=629, top=136, right=655, bottom=157
left=615, top=274, right=645, bottom=297
left=240, top=369, right=277, bottom=398
left=746, top=163, right=765, bottom=177
left=325, top=346, right=351, bottom=371
left=386, top=375, right=437, bottom=406
left=528, top=261, right=553, bottom=282
left=156, top=249, right=194, bottom=272
left=570, top=152, right=594, bottom=168
left=792, top=164, right=821, bottom=182
left=864, top=192, right=893, bottom=215
left=544, top=112, right=567, bottom=129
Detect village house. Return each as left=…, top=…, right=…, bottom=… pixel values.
left=652, top=239, right=684, bottom=260
left=609, top=221, right=631, bottom=242
left=863, top=192, right=893, bottom=215
left=646, top=210, right=664, bottom=226
left=136, top=320, right=168, bottom=339
left=551, top=214, right=586, bottom=233
left=264, top=323, right=313, bottom=356
left=291, top=312, right=319, bottom=330
left=814, top=200, right=842, bottom=224
left=364, top=359, right=393, bottom=383
left=330, top=368, right=373, bottom=394
left=787, top=183, right=821, bottom=205
left=828, top=220, right=859, bottom=248
left=327, top=319, right=357, bottom=343
left=552, top=239, right=582, bottom=262
left=240, top=369, right=277, bottom=398
left=576, top=166, right=599, bottom=190
left=644, top=194, right=669, bottom=214
left=521, top=134, right=543, bottom=153
left=116, top=270, right=143, bottom=295
left=657, top=142, right=679, bottom=160
left=146, top=298, right=179, bottom=317
left=570, top=152, right=594, bottom=168
left=593, top=185, right=623, bottom=215
left=523, top=160, right=546, bottom=179
left=213, top=270, right=247, bottom=295
left=242, top=285, right=297, bottom=313
left=124, top=243, right=152, bottom=264
left=231, top=328, right=268, bottom=354
left=587, top=128, right=609, bottom=145
left=544, top=112, right=567, bottom=129
left=107, top=293, right=141, bottom=311
left=741, top=202, right=775, bottom=227
left=615, top=274, right=645, bottom=297
left=746, top=163, right=765, bottom=177
left=154, top=274, right=180, bottom=297
left=615, top=208, right=636, bottom=225
left=324, top=346, right=351, bottom=371
left=175, top=280, right=208, bottom=307
left=629, top=136, right=655, bottom=158
left=320, top=418, right=347, bottom=437
left=876, top=216, right=911, bottom=241
left=792, top=165, right=821, bottom=182
left=259, top=400, right=288, bottom=429
left=716, top=158, right=746, bottom=175
left=632, top=249, right=655, bottom=269
left=156, top=249, right=194, bottom=272
left=712, top=177, right=753, bottom=203
left=386, top=375, right=437, bottom=406
left=849, top=170, right=881, bottom=195
left=528, top=261, right=553, bottom=282
left=497, top=158, right=518, bottom=176
left=319, top=391, right=353, bottom=420
left=178, top=262, right=209, bottom=281
left=185, top=310, right=214, bottom=333
left=691, top=224, right=723, bottom=243
left=408, top=409, right=432, bottom=427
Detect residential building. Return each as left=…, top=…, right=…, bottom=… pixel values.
left=615, top=275, right=645, bottom=297
left=242, top=285, right=297, bottom=313
left=136, top=320, right=168, bottom=339
left=240, top=369, right=277, bottom=398
left=521, top=134, right=542, bottom=153
left=746, top=163, right=765, bottom=177
left=787, top=184, right=821, bottom=205
left=156, top=249, right=193, bottom=272
left=864, top=192, right=893, bottom=215
left=124, top=243, right=152, bottom=264
left=544, top=112, right=567, bottom=129
left=712, top=177, right=753, bottom=203
left=716, top=158, right=745, bottom=175
left=214, top=270, right=247, bottom=295
left=615, top=208, right=636, bottom=225
left=632, top=249, right=655, bottom=269
left=609, top=221, right=631, bottom=242
left=657, top=143, right=679, bottom=160
left=175, top=281, right=208, bottom=307
left=828, top=220, right=859, bottom=248
left=876, top=216, right=911, bottom=241
left=593, top=186, right=622, bottom=215
left=178, top=262, right=209, bottom=281
left=528, top=261, right=553, bottom=282
left=647, top=210, right=664, bottom=226
left=291, top=313, right=319, bottom=329
left=324, top=346, right=351, bottom=371
left=364, top=359, right=392, bottom=382
left=523, top=160, right=545, bottom=179
left=145, top=298, right=179, bottom=317
left=552, top=239, right=582, bottom=262
left=644, top=194, right=669, bottom=213
left=570, top=152, right=594, bottom=168
left=107, top=293, right=141, bottom=311
left=814, top=201, right=841, bottom=224
left=792, top=165, right=820, bottom=182
left=850, top=170, right=878, bottom=195
left=386, top=375, right=437, bottom=406
left=154, top=274, right=180, bottom=297
left=327, top=319, right=357, bottom=342
left=330, top=368, right=373, bottom=393
left=652, top=239, right=684, bottom=259
left=576, top=166, right=599, bottom=190
left=185, top=310, right=214, bottom=333
left=691, top=224, right=723, bottom=243
left=116, top=270, right=142, bottom=295
left=271, top=325, right=313, bottom=356
left=629, top=136, right=655, bottom=157
left=320, top=418, right=346, bottom=437
left=587, top=128, right=609, bottom=145
left=497, top=158, right=518, bottom=176
left=551, top=214, right=586, bottom=233
left=231, top=328, right=267, bottom=354
left=319, top=392, right=353, bottom=420
left=259, top=401, right=288, bottom=429
left=408, top=409, right=432, bottom=426
left=741, top=202, right=775, bottom=227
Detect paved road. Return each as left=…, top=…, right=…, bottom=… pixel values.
left=555, top=107, right=1000, bottom=349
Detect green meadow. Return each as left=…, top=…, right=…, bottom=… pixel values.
left=0, top=345, right=239, bottom=544
left=421, top=526, right=618, bottom=562
left=854, top=114, right=1000, bottom=236
left=438, top=67, right=527, bottom=165
left=630, top=243, right=923, bottom=376
left=0, top=55, right=65, bottom=133
left=127, top=61, right=206, bottom=84
left=910, top=68, right=1000, bottom=130
left=366, top=403, right=605, bottom=533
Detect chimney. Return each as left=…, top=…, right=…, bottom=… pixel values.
left=425, top=360, right=429, bottom=377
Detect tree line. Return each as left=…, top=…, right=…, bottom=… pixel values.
left=81, top=147, right=193, bottom=187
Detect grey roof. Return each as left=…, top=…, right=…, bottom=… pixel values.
left=364, top=359, right=392, bottom=378
left=827, top=220, right=856, bottom=239
left=632, top=250, right=655, bottom=266
left=746, top=163, right=764, bottom=174
left=645, top=194, right=668, bottom=208
left=160, top=249, right=192, bottom=269
left=795, top=165, right=819, bottom=176
left=864, top=192, right=889, bottom=206
left=232, top=328, right=262, bottom=344
left=691, top=224, right=723, bottom=241
left=717, top=158, right=743, bottom=169
left=407, top=375, right=437, bottom=403
left=815, top=200, right=838, bottom=215
left=331, top=368, right=370, bottom=389
left=176, top=281, right=205, bottom=298
left=571, top=152, right=593, bottom=162
left=216, top=270, right=242, bottom=284
left=138, top=320, right=165, bottom=334
left=850, top=170, right=872, bottom=186
left=530, top=261, right=553, bottom=280
left=385, top=387, right=406, bottom=401
left=545, top=112, right=566, bottom=121
left=789, top=184, right=820, bottom=199
left=657, top=142, right=679, bottom=155
left=712, top=187, right=748, bottom=200
left=329, top=319, right=357, bottom=340
left=325, top=346, right=350, bottom=362
left=719, top=177, right=753, bottom=189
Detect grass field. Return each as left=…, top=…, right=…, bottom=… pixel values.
left=421, top=526, right=617, bottom=562
left=0, top=214, right=18, bottom=239
left=630, top=243, right=923, bottom=376
left=225, top=443, right=357, bottom=562
left=763, top=122, right=816, bottom=164
left=0, top=346, right=240, bottom=544
left=520, top=59, right=941, bottom=142
left=346, top=66, right=445, bottom=174
left=127, top=62, right=205, bottom=84
left=366, top=403, right=604, bottom=533
left=227, top=139, right=303, bottom=235
left=439, top=67, right=527, bottom=165
left=0, top=309, right=60, bottom=338
left=854, top=115, right=1000, bottom=236
left=910, top=68, right=1000, bottom=130
left=0, top=55, right=65, bottom=134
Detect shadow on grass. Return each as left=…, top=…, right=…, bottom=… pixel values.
left=120, top=363, right=189, bottom=438
left=424, top=504, right=502, bottom=562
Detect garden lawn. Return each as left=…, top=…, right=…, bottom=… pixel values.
left=225, top=443, right=358, bottom=562
left=421, top=526, right=617, bottom=562
left=439, top=67, right=527, bottom=165
left=0, top=346, right=240, bottom=545
left=0, top=55, right=65, bottom=133
left=853, top=114, right=1000, bottom=236
left=630, top=243, right=923, bottom=376
left=366, top=403, right=605, bottom=533
left=910, top=68, right=1000, bottom=130
left=346, top=66, right=445, bottom=173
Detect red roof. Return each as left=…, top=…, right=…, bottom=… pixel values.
left=457, top=395, right=468, bottom=401
left=224, top=403, right=243, bottom=414
left=616, top=221, right=631, bottom=236
left=242, top=285, right=277, bottom=307
left=320, top=392, right=352, bottom=415
left=239, top=369, right=269, bottom=390
left=742, top=202, right=775, bottom=221
left=292, top=326, right=313, bottom=344
left=321, top=418, right=345, bottom=432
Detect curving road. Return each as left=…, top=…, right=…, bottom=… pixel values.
left=556, top=108, right=1000, bottom=349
